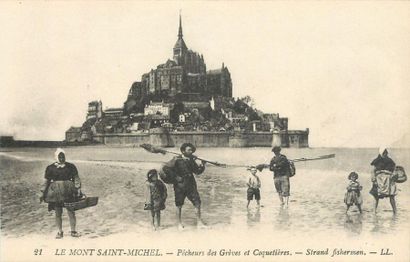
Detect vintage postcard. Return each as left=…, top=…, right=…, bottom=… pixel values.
left=1, top=1, right=409, bottom=262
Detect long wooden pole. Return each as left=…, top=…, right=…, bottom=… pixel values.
left=88, top=144, right=335, bottom=169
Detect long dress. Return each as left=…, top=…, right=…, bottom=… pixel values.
left=344, top=181, right=363, bottom=205
left=42, top=162, right=81, bottom=211
left=370, top=155, right=396, bottom=198
left=146, top=180, right=167, bottom=212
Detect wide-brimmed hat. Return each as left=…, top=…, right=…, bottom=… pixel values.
left=272, top=146, right=281, bottom=153
left=180, top=143, right=196, bottom=153
left=348, top=172, right=358, bottom=180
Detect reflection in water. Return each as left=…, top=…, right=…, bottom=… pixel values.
left=247, top=208, right=261, bottom=226
left=274, top=207, right=291, bottom=230
left=344, top=213, right=363, bottom=235
left=199, top=174, right=238, bottom=226
left=370, top=213, right=398, bottom=234
left=209, top=184, right=216, bottom=197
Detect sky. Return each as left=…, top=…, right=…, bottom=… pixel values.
left=1, top=1, right=409, bottom=147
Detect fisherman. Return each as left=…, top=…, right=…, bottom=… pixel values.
left=269, top=146, right=291, bottom=207
left=166, top=143, right=207, bottom=230
left=40, top=148, right=82, bottom=238
left=370, top=147, right=397, bottom=214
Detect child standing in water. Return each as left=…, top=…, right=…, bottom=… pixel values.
left=344, top=172, right=363, bottom=213
left=246, top=167, right=261, bottom=208
left=145, top=169, right=167, bottom=230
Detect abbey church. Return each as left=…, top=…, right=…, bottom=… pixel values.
left=124, top=15, right=232, bottom=114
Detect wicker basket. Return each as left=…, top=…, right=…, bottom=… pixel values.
left=64, top=196, right=99, bottom=211
left=394, top=166, right=407, bottom=183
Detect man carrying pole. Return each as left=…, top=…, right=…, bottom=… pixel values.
left=270, top=146, right=291, bottom=207
left=162, top=142, right=207, bottom=230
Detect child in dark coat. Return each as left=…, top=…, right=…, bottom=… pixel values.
left=145, top=169, right=167, bottom=230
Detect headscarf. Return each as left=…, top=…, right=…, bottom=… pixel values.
left=54, top=148, right=66, bottom=168
left=378, top=146, right=388, bottom=156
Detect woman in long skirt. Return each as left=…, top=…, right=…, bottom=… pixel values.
left=40, top=148, right=82, bottom=238
left=370, top=147, right=397, bottom=214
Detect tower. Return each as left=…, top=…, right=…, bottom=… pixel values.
left=173, top=14, right=187, bottom=65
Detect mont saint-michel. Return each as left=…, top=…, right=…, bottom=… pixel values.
left=65, top=16, right=309, bottom=148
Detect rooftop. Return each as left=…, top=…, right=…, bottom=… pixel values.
left=105, top=108, right=124, bottom=112
left=66, top=126, right=82, bottom=132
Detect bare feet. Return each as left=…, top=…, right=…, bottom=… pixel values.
left=197, top=221, right=208, bottom=229
left=70, top=231, right=80, bottom=237
left=55, top=231, right=63, bottom=239
left=177, top=224, right=184, bottom=231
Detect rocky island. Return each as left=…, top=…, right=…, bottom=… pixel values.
left=66, top=15, right=309, bottom=148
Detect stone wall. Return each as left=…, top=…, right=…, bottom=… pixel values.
left=166, top=132, right=230, bottom=147
left=93, top=130, right=309, bottom=148
left=94, top=133, right=149, bottom=146
left=287, top=129, right=309, bottom=148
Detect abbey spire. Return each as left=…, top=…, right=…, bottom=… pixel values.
left=173, top=13, right=187, bottom=65
left=178, top=13, right=183, bottom=39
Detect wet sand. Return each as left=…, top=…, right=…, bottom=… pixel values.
left=1, top=147, right=409, bottom=261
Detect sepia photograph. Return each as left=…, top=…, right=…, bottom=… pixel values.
left=1, top=1, right=409, bottom=261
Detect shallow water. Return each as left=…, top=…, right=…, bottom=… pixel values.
left=1, top=146, right=409, bottom=239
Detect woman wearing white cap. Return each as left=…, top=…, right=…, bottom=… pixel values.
left=370, top=147, right=397, bottom=214
left=40, top=148, right=82, bottom=238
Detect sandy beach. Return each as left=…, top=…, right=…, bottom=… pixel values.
left=1, top=146, right=409, bottom=261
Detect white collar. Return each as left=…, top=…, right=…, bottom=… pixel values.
left=54, top=162, right=66, bottom=168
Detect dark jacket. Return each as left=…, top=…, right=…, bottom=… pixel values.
left=371, top=155, right=395, bottom=172
left=269, top=154, right=290, bottom=177
left=41, top=162, right=81, bottom=192
left=41, top=162, right=81, bottom=209
left=165, top=155, right=205, bottom=188
left=149, top=180, right=168, bottom=202
left=174, top=155, right=205, bottom=176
